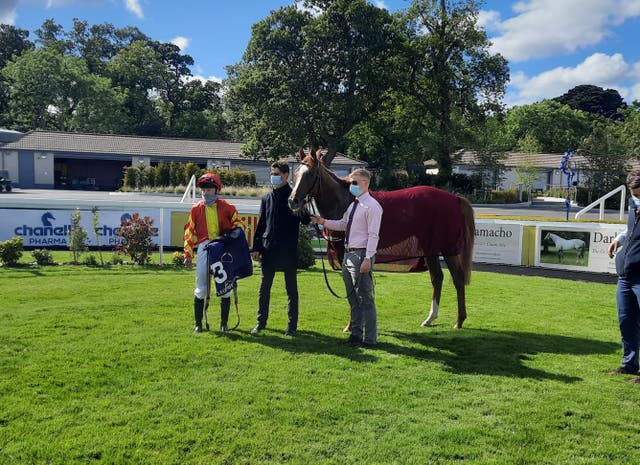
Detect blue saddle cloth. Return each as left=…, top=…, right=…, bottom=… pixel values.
left=206, top=229, right=253, bottom=297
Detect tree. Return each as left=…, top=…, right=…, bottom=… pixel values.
left=504, top=100, right=592, bottom=153
left=2, top=46, right=125, bottom=132
left=225, top=0, right=402, bottom=162
left=554, top=84, right=625, bottom=119
left=68, top=210, right=89, bottom=264
left=0, top=24, right=34, bottom=125
left=401, top=0, right=509, bottom=182
left=0, top=24, right=34, bottom=69
left=469, top=116, right=509, bottom=189
left=579, top=119, right=629, bottom=198
left=105, top=40, right=165, bottom=135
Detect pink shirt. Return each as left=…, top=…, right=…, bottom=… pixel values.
left=325, top=191, right=383, bottom=259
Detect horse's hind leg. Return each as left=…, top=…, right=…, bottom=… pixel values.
left=444, top=255, right=467, bottom=329
left=421, top=256, right=443, bottom=327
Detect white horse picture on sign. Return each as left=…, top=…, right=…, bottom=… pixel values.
left=541, top=230, right=590, bottom=266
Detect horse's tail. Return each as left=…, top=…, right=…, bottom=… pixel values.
left=459, top=196, right=475, bottom=285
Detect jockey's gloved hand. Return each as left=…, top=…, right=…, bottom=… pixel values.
left=216, top=227, right=242, bottom=243
left=228, top=227, right=242, bottom=240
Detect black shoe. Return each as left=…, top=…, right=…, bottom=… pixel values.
left=608, top=366, right=638, bottom=375
left=251, top=325, right=265, bottom=335
left=361, top=341, right=377, bottom=349
left=220, top=324, right=229, bottom=333
left=342, top=335, right=362, bottom=345
left=193, top=325, right=203, bottom=334
left=284, top=329, right=297, bottom=336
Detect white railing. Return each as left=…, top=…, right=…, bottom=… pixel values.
left=180, top=175, right=197, bottom=204
left=574, top=185, right=626, bottom=221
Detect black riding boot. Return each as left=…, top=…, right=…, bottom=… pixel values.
left=220, top=297, right=231, bottom=333
left=193, top=297, right=205, bottom=333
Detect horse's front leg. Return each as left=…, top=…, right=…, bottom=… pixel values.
left=421, top=256, right=443, bottom=327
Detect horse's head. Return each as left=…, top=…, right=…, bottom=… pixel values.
left=288, top=147, right=322, bottom=214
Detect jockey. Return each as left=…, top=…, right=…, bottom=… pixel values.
left=184, top=172, right=244, bottom=333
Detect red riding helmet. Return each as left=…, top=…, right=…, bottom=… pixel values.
left=197, top=173, right=222, bottom=190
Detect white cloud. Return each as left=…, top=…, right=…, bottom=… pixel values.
left=124, top=0, right=143, bottom=19
left=488, top=0, right=640, bottom=61
left=171, top=36, right=189, bottom=51
left=187, top=74, right=222, bottom=85
left=477, top=9, right=501, bottom=31
left=506, top=53, right=639, bottom=106
left=0, top=0, right=18, bottom=24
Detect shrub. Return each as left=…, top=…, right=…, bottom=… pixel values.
left=83, top=254, right=98, bottom=266
left=172, top=251, right=185, bottom=266
left=31, top=249, right=55, bottom=266
left=111, top=254, right=124, bottom=265
left=0, top=236, right=23, bottom=266
left=115, top=213, right=156, bottom=265
left=68, top=209, right=89, bottom=263
left=297, top=224, right=316, bottom=269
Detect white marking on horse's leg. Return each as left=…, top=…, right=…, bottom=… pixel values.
left=421, top=299, right=439, bottom=327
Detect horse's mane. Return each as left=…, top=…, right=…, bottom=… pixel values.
left=301, top=153, right=350, bottom=187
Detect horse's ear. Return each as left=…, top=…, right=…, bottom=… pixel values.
left=309, top=147, right=318, bottom=162
left=297, top=147, right=305, bottom=161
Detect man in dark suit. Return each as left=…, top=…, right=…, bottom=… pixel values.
left=251, top=161, right=309, bottom=336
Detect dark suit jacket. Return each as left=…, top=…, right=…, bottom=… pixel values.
left=252, top=184, right=308, bottom=270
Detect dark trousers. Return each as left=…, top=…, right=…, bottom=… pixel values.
left=257, top=265, right=299, bottom=331
left=616, top=276, right=640, bottom=372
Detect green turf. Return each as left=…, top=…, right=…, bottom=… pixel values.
left=0, top=263, right=634, bottom=464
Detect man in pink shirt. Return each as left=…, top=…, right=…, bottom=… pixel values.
left=311, top=168, right=383, bottom=347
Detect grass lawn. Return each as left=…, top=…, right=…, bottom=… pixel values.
left=0, top=263, right=636, bottom=464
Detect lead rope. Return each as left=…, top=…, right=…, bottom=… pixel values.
left=305, top=198, right=359, bottom=300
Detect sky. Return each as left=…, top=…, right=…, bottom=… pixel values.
left=2, top=0, right=640, bottom=107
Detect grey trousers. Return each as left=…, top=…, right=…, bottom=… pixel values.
left=342, top=250, right=377, bottom=344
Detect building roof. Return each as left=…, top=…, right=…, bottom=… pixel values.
left=455, top=149, right=590, bottom=170
left=2, top=130, right=246, bottom=159
left=1, top=130, right=364, bottom=166
left=0, top=128, right=23, bottom=143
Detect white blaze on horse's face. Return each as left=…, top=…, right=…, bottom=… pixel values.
left=290, top=164, right=310, bottom=212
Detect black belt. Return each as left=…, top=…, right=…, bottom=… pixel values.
left=345, top=247, right=365, bottom=252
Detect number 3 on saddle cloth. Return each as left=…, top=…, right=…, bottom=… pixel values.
left=205, top=229, right=253, bottom=297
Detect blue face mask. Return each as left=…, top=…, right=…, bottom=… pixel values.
left=270, top=175, right=282, bottom=186
left=202, top=193, right=218, bottom=206
left=632, top=195, right=640, bottom=207
left=349, top=184, right=362, bottom=197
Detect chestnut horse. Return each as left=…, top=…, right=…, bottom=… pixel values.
left=288, top=148, right=475, bottom=328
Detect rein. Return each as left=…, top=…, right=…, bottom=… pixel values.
left=304, top=197, right=359, bottom=300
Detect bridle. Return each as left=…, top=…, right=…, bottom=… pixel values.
left=295, top=162, right=359, bottom=300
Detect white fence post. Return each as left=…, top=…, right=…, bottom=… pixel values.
left=180, top=175, right=197, bottom=204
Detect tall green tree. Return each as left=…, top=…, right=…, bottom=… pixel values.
left=401, top=0, right=509, bottom=182
left=2, top=46, right=124, bottom=132
left=504, top=100, right=592, bottom=153
left=105, top=40, right=165, bottom=135
left=0, top=24, right=34, bottom=126
left=469, top=116, right=509, bottom=189
left=226, top=0, right=402, bottom=162
left=554, top=84, right=625, bottom=119
left=579, top=119, right=630, bottom=197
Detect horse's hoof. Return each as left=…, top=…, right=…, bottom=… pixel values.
left=343, top=324, right=351, bottom=333
left=421, top=319, right=433, bottom=327
left=453, top=322, right=464, bottom=329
